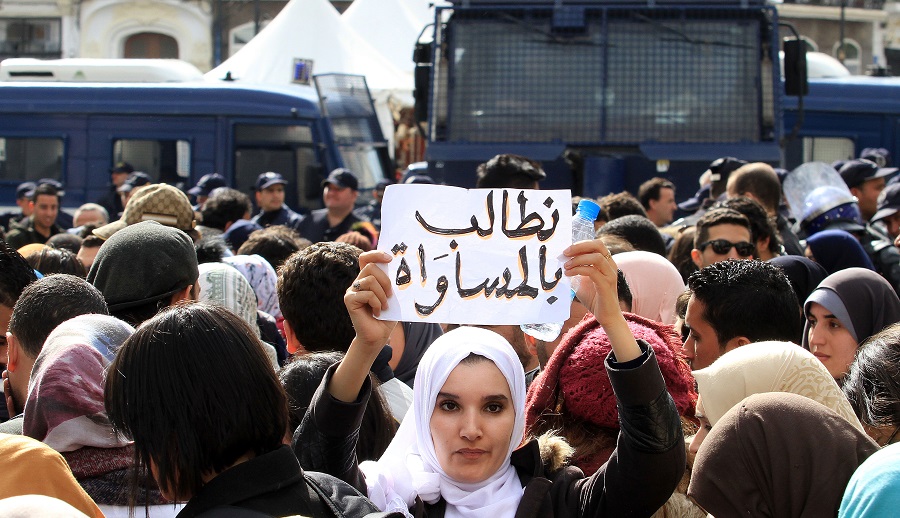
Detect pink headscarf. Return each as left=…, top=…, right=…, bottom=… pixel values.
left=616, top=251, right=685, bottom=325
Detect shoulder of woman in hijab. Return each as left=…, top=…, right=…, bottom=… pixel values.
left=693, top=341, right=863, bottom=430
left=689, top=392, right=878, bottom=518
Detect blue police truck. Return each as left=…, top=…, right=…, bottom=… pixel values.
left=0, top=71, right=390, bottom=211
left=412, top=0, right=900, bottom=199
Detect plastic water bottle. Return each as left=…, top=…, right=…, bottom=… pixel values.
left=521, top=199, right=602, bottom=341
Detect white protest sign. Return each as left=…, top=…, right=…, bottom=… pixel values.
left=376, top=184, right=573, bottom=324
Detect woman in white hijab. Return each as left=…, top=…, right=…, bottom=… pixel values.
left=295, top=240, right=686, bottom=517
left=689, top=341, right=864, bottom=456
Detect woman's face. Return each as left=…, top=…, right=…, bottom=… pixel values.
left=688, top=397, right=712, bottom=459
left=807, top=302, right=859, bottom=379
left=430, top=360, right=516, bottom=484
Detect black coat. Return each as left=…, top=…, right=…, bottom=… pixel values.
left=295, top=344, right=685, bottom=518
left=178, top=445, right=378, bottom=518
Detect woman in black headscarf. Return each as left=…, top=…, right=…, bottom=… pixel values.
left=803, top=267, right=900, bottom=382
left=806, top=229, right=875, bottom=274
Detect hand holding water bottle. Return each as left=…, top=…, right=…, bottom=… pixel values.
left=522, top=199, right=601, bottom=341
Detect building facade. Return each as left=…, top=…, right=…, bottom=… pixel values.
left=0, top=0, right=351, bottom=71
left=0, top=0, right=895, bottom=74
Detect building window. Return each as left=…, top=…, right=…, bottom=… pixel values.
left=833, top=39, right=861, bottom=75
left=0, top=18, right=62, bottom=59
left=123, top=32, right=179, bottom=59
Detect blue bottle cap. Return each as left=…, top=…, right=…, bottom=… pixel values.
left=576, top=199, right=601, bottom=221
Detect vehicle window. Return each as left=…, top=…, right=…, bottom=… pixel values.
left=113, top=139, right=190, bottom=184
left=0, top=137, right=63, bottom=182
left=440, top=9, right=764, bottom=144
left=338, top=144, right=390, bottom=191
left=234, top=124, right=322, bottom=212
left=800, top=137, right=854, bottom=165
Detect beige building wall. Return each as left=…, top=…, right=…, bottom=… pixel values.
left=779, top=3, right=888, bottom=74
left=78, top=0, right=212, bottom=71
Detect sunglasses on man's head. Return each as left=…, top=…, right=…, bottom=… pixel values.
left=698, top=239, right=755, bottom=257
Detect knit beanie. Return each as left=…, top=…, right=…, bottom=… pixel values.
left=525, top=312, right=696, bottom=471
left=87, top=221, right=199, bottom=311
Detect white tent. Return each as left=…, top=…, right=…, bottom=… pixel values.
left=207, top=0, right=410, bottom=92
left=342, top=0, right=438, bottom=75
left=206, top=0, right=413, bottom=142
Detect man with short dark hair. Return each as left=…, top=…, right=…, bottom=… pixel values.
left=76, top=235, right=104, bottom=271
left=296, top=169, right=365, bottom=243
left=599, top=191, right=648, bottom=221
left=839, top=159, right=897, bottom=221
left=638, top=178, right=677, bottom=227
left=237, top=225, right=306, bottom=270
left=475, top=154, right=546, bottom=189
left=597, top=214, right=667, bottom=257
left=683, top=259, right=801, bottom=370
left=188, top=173, right=227, bottom=210
left=199, top=187, right=252, bottom=238
left=116, top=172, right=152, bottom=209
left=251, top=172, right=304, bottom=231
left=0, top=182, right=35, bottom=233
left=0, top=238, right=37, bottom=421
left=4, top=274, right=109, bottom=429
left=4, top=184, right=64, bottom=249
left=726, top=162, right=803, bottom=255
left=88, top=220, right=199, bottom=326
left=712, top=197, right=782, bottom=261
left=277, top=241, right=412, bottom=420
left=872, top=183, right=900, bottom=239
left=691, top=208, right=754, bottom=268
left=96, top=161, right=133, bottom=218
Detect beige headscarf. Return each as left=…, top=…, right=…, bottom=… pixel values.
left=693, top=341, right=863, bottom=431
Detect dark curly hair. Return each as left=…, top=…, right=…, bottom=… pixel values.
left=277, top=242, right=361, bottom=352
left=687, top=259, right=801, bottom=346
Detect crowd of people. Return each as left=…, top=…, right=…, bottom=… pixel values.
left=0, top=149, right=899, bottom=517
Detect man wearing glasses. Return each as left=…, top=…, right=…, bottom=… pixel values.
left=690, top=208, right=755, bottom=269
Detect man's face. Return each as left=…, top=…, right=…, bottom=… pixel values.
left=73, top=209, right=105, bottom=228
left=111, top=171, right=129, bottom=188
left=692, top=223, right=753, bottom=268
left=854, top=178, right=886, bottom=220
left=884, top=212, right=900, bottom=239
left=323, top=183, right=358, bottom=213
left=682, top=296, right=724, bottom=370
left=32, top=194, right=59, bottom=231
left=256, top=184, right=285, bottom=212
left=648, top=187, right=677, bottom=226
left=77, top=245, right=100, bottom=271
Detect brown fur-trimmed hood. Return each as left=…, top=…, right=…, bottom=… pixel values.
left=536, top=431, right=575, bottom=473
